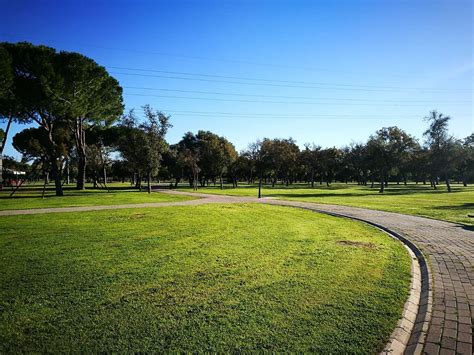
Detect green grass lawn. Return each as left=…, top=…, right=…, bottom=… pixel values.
left=178, top=182, right=474, bottom=225
left=0, top=182, right=193, bottom=210
left=0, top=204, right=410, bottom=352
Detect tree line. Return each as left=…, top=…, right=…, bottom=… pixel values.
left=1, top=42, right=473, bottom=196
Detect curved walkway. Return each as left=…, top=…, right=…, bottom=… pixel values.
left=0, top=191, right=472, bottom=355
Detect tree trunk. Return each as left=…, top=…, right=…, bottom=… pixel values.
left=0, top=115, right=13, bottom=190
left=44, top=126, right=63, bottom=196
left=445, top=177, right=451, bottom=192
left=220, top=175, right=223, bottom=190
left=66, top=159, right=70, bottom=185
left=379, top=173, right=385, bottom=193
left=74, top=118, right=87, bottom=190
left=103, top=166, right=108, bottom=190
left=77, top=155, right=86, bottom=190
left=50, top=159, right=64, bottom=196
left=310, top=168, right=315, bottom=188
left=147, top=170, right=151, bottom=194
left=136, top=172, right=142, bottom=190
left=258, top=176, right=262, bottom=198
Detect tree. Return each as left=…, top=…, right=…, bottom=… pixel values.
left=423, top=111, right=455, bottom=192
left=117, top=110, right=147, bottom=189
left=320, top=147, right=342, bottom=186
left=0, top=42, right=123, bottom=194
left=116, top=107, right=171, bottom=193
left=347, top=143, right=369, bottom=185
left=366, top=127, right=417, bottom=193
left=12, top=125, right=73, bottom=191
left=0, top=45, right=14, bottom=168
left=454, top=134, right=474, bottom=186
left=176, top=132, right=201, bottom=189
left=57, top=51, right=123, bottom=190
left=301, top=144, right=321, bottom=188
left=195, top=131, right=237, bottom=189
left=0, top=44, right=31, bottom=189
left=246, top=139, right=273, bottom=198
left=140, top=105, right=171, bottom=193
left=86, top=127, right=119, bottom=189
left=1, top=42, right=67, bottom=195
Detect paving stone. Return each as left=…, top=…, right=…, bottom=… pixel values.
left=456, top=342, right=472, bottom=355
left=423, top=342, right=440, bottom=354
left=440, top=336, right=456, bottom=350
left=457, top=332, right=471, bottom=343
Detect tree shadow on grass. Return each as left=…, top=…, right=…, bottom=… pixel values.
left=267, top=188, right=462, bottom=198
left=432, top=203, right=474, bottom=211
left=0, top=185, right=142, bottom=199
left=269, top=192, right=371, bottom=199
left=231, top=184, right=468, bottom=196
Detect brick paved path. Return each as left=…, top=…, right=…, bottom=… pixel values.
left=1, top=191, right=472, bottom=354
left=260, top=198, right=473, bottom=355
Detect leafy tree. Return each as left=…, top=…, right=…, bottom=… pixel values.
left=195, top=131, right=237, bottom=189
left=320, top=147, right=342, bottom=186
left=176, top=132, right=201, bottom=189
left=116, top=107, right=171, bottom=192
left=347, top=143, right=369, bottom=185
left=0, top=42, right=123, bottom=194
left=57, top=51, right=123, bottom=190
left=86, top=127, right=119, bottom=189
left=140, top=105, right=171, bottom=193
left=117, top=110, right=147, bottom=189
left=0, top=45, right=14, bottom=164
left=249, top=139, right=274, bottom=198
left=300, top=144, right=321, bottom=187
left=1, top=42, right=68, bottom=195
left=423, top=111, right=455, bottom=191
left=366, top=127, right=417, bottom=193
left=12, top=125, right=73, bottom=188
left=159, top=146, right=182, bottom=187
left=454, top=134, right=474, bottom=186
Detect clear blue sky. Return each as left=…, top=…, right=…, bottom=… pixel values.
left=1, top=0, right=472, bottom=158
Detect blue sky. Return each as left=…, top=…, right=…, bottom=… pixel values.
left=1, top=0, right=472, bottom=157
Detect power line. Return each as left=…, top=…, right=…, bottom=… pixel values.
left=124, top=92, right=469, bottom=107
left=125, top=107, right=419, bottom=120
left=112, top=71, right=470, bottom=93
left=0, top=32, right=430, bottom=78
left=2, top=34, right=469, bottom=92
left=112, top=65, right=467, bottom=92
left=123, top=86, right=470, bottom=104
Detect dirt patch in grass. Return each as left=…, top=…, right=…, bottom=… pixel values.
left=337, top=240, right=377, bottom=249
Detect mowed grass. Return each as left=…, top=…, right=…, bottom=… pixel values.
left=179, top=183, right=474, bottom=225
left=0, top=182, right=193, bottom=210
left=0, top=204, right=410, bottom=352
